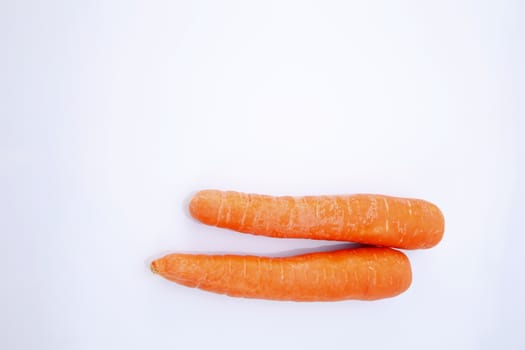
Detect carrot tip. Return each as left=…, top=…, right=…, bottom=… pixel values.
left=150, top=260, right=159, bottom=274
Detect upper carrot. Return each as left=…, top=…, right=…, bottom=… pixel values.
left=189, top=190, right=444, bottom=249
left=151, top=247, right=412, bottom=301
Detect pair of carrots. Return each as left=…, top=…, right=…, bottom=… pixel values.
left=151, top=190, right=445, bottom=301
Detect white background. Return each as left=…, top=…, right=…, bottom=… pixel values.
left=2, top=1, right=524, bottom=349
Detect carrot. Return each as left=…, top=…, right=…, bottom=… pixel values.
left=151, top=247, right=412, bottom=301
left=189, top=190, right=444, bottom=249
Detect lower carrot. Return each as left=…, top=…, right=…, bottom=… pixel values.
left=189, top=190, right=444, bottom=249
left=150, top=247, right=412, bottom=301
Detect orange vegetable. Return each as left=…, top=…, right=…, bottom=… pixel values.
left=151, top=247, right=412, bottom=301
left=190, top=190, right=444, bottom=249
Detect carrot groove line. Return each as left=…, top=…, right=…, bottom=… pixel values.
left=239, top=192, right=249, bottom=231
left=151, top=247, right=412, bottom=301
left=189, top=190, right=445, bottom=249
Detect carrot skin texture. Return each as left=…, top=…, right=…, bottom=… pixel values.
left=151, top=247, right=412, bottom=301
left=189, top=190, right=444, bottom=249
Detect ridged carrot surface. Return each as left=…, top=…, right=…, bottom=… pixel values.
left=189, top=190, right=444, bottom=249
left=151, top=247, right=412, bottom=301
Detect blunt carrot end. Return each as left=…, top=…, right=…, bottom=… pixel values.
left=189, top=190, right=222, bottom=226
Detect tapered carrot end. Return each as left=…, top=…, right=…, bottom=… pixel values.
left=189, top=190, right=222, bottom=226
left=150, top=259, right=162, bottom=275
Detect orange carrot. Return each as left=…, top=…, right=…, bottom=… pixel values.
left=189, top=190, right=444, bottom=249
left=151, top=247, right=412, bottom=301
